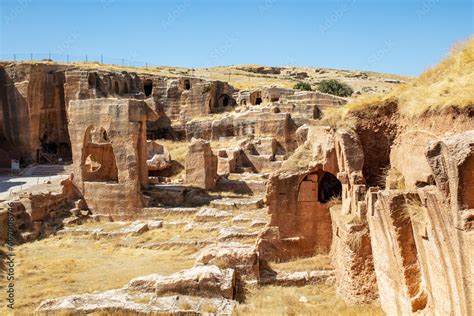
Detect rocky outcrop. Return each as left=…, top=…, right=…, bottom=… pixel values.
left=195, top=242, right=260, bottom=279
left=185, top=111, right=298, bottom=151
left=365, top=130, right=474, bottom=315
left=36, top=289, right=236, bottom=315
left=37, top=265, right=237, bottom=315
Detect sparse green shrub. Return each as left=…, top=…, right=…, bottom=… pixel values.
left=293, top=82, right=312, bottom=91
left=317, top=79, right=353, bottom=97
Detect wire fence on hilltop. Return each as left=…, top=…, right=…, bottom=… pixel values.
left=0, top=53, right=151, bottom=68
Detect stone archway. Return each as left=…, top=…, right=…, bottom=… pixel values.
left=297, top=171, right=341, bottom=253
left=144, top=79, right=153, bottom=97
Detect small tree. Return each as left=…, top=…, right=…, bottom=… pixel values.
left=293, top=82, right=312, bottom=91
left=317, top=79, right=353, bottom=97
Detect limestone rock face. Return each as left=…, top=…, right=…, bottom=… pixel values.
left=335, top=128, right=366, bottom=217
left=426, top=130, right=474, bottom=230
left=390, top=130, right=437, bottom=189
left=146, top=140, right=171, bottom=171
left=0, top=63, right=71, bottom=165
left=330, top=206, right=378, bottom=304
left=185, top=139, right=218, bottom=190
left=128, top=265, right=235, bottom=299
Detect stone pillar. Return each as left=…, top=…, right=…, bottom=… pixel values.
left=185, top=139, right=217, bottom=190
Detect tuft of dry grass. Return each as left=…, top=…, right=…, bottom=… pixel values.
left=385, top=168, right=406, bottom=190
left=315, top=107, right=357, bottom=129
left=401, top=198, right=427, bottom=223
left=281, top=142, right=313, bottom=172
left=234, top=284, right=384, bottom=316
left=269, top=254, right=333, bottom=272
left=157, top=140, right=189, bottom=166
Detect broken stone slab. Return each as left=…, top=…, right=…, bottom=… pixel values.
left=195, top=208, right=233, bottom=221
left=140, top=207, right=199, bottom=218
left=138, top=240, right=214, bottom=249
left=145, top=220, right=164, bottom=230
left=232, top=214, right=254, bottom=223
left=102, top=220, right=163, bottom=237
left=218, top=227, right=259, bottom=241
left=195, top=242, right=259, bottom=278
left=250, top=219, right=268, bottom=228
left=164, top=220, right=189, bottom=227
left=57, top=227, right=105, bottom=237
left=128, top=265, right=235, bottom=299
left=62, top=216, right=82, bottom=226
left=36, top=288, right=236, bottom=315
left=89, top=214, right=114, bottom=222
left=210, top=197, right=264, bottom=211
left=184, top=222, right=221, bottom=233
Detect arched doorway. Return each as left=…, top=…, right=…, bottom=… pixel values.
left=144, top=79, right=153, bottom=97
left=222, top=95, right=230, bottom=107
left=297, top=171, right=341, bottom=253
left=318, top=172, right=342, bottom=203
left=184, top=79, right=191, bottom=90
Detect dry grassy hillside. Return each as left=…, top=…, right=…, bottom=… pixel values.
left=345, top=37, right=474, bottom=116
left=3, top=59, right=410, bottom=97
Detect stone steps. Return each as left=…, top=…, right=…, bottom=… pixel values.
left=210, top=197, right=264, bottom=211
left=139, top=207, right=199, bottom=218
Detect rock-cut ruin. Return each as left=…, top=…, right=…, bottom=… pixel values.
left=0, top=60, right=472, bottom=315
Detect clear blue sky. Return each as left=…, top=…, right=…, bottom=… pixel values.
left=0, top=0, right=472, bottom=76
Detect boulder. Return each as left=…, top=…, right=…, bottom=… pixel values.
left=128, top=265, right=235, bottom=299
left=195, top=242, right=259, bottom=278
left=147, top=140, right=172, bottom=171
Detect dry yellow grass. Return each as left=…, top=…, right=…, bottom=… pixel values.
left=345, top=37, right=474, bottom=117
left=157, top=140, right=189, bottom=166
left=269, top=254, right=333, bottom=272
left=0, top=235, right=195, bottom=314
left=235, top=284, right=383, bottom=316
left=385, top=167, right=406, bottom=190
left=281, top=142, right=313, bottom=172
